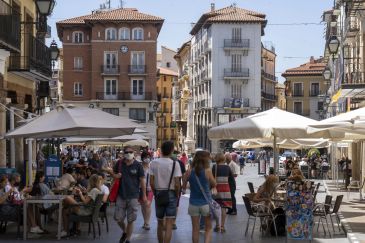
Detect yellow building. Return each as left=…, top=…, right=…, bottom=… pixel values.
left=282, top=57, right=327, bottom=120
left=261, top=45, right=277, bottom=111
left=156, top=68, right=178, bottom=148
left=275, top=83, right=286, bottom=110
left=0, top=0, right=54, bottom=169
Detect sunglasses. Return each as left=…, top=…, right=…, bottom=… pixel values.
left=124, top=151, right=134, bottom=154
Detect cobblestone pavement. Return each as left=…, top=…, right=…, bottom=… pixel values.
left=1, top=166, right=348, bottom=242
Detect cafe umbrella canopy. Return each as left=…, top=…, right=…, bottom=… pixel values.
left=5, top=105, right=142, bottom=184
left=207, top=107, right=340, bottom=171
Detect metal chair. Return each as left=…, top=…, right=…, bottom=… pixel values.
left=247, top=182, right=255, bottom=194
left=99, top=200, right=109, bottom=232
left=327, top=195, right=344, bottom=232
left=312, top=183, right=321, bottom=203
left=347, top=177, right=365, bottom=200
left=0, top=205, right=22, bottom=238
left=242, top=196, right=277, bottom=238
left=300, top=165, right=309, bottom=179
left=313, top=195, right=332, bottom=237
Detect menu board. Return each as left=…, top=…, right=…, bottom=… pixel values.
left=286, top=181, right=314, bottom=240
left=44, top=155, right=62, bottom=183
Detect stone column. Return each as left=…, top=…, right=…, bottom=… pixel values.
left=351, top=142, right=360, bottom=181
left=0, top=105, right=6, bottom=167
left=14, top=109, right=24, bottom=170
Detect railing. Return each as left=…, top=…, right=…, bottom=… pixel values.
left=0, top=0, right=20, bottom=52
left=223, top=98, right=250, bottom=108
left=262, top=70, right=278, bottom=81
left=344, top=71, right=365, bottom=84
left=292, top=90, right=304, bottom=97
left=345, top=16, right=359, bottom=35
left=95, top=92, right=153, bottom=100
left=224, top=68, right=249, bottom=78
left=101, top=65, right=120, bottom=74
left=261, top=91, right=276, bottom=100
left=309, top=90, right=320, bottom=97
left=224, top=39, right=250, bottom=48
left=128, top=65, right=146, bottom=74
left=8, top=34, right=52, bottom=77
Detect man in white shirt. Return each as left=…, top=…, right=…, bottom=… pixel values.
left=150, top=141, right=182, bottom=243
left=225, top=152, right=239, bottom=215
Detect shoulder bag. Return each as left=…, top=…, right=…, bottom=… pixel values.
left=109, top=159, right=122, bottom=202
left=155, top=160, right=176, bottom=207
left=194, top=172, right=221, bottom=222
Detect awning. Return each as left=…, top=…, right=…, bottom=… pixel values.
left=339, top=83, right=365, bottom=99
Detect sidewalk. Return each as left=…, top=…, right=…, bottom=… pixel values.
left=325, top=180, right=365, bottom=243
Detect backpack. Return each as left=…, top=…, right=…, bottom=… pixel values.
left=270, top=207, right=286, bottom=236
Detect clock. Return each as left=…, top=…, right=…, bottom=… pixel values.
left=120, top=45, right=128, bottom=53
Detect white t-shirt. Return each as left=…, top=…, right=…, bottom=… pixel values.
left=228, top=160, right=240, bottom=176
left=58, top=173, right=76, bottom=189
left=150, top=158, right=182, bottom=190
left=100, top=184, right=110, bottom=196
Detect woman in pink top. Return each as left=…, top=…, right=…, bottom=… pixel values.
left=179, top=152, right=188, bottom=166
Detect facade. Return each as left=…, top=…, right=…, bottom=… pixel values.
left=160, top=46, right=178, bottom=72
left=282, top=57, right=327, bottom=120
left=50, top=49, right=63, bottom=109
left=156, top=67, right=178, bottom=148
left=56, top=8, right=164, bottom=149
left=189, top=5, right=267, bottom=152
left=0, top=0, right=54, bottom=169
left=172, top=41, right=195, bottom=153
left=261, top=44, right=277, bottom=111
left=275, top=83, right=286, bottom=110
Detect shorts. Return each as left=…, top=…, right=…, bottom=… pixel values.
left=155, top=190, right=177, bottom=220
left=114, top=196, right=138, bottom=223
left=138, top=190, right=154, bottom=204
left=188, top=204, right=210, bottom=217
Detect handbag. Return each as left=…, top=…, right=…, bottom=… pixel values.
left=155, top=160, right=176, bottom=207
left=109, top=159, right=122, bottom=202
left=194, top=172, right=221, bottom=221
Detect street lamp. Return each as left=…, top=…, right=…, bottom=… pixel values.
left=322, top=67, right=332, bottom=80
left=327, top=35, right=340, bottom=56
left=35, top=0, right=56, bottom=15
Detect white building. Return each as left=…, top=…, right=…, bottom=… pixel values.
left=189, top=4, right=267, bottom=152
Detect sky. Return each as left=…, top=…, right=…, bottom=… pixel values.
left=47, top=0, right=333, bottom=82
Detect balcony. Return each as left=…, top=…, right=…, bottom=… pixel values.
left=261, top=70, right=278, bottom=82
left=224, top=68, right=249, bottom=79
left=8, top=35, right=52, bottom=81
left=128, top=65, right=146, bottom=75
left=96, top=92, right=153, bottom=100
left=194, top=99, right=207, bottom=109
left=261, top=91, right=276, bottom=100
left=101, top=65, right=120, bottom=75
left=0, top=0, right=20, bottom=53
left=223, top=98, right=250, bottom=109
left=224, top=39, right=250, bottom=49
left=345, top=17, right=359, bottom=38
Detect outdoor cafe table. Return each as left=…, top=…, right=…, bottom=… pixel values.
left=23, top=195, right=66, bottom=240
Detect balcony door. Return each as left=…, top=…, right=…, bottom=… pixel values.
left=131, top=79, right=144, bottom=100
left=104, top=79, right=117, bottom=100
left=104, top=52, right=117, bottom=72
left=131, top=52, right=145, bottom=73
left=231, top=54, right=242, bottom=72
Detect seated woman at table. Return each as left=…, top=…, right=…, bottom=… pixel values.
left=288, top=169, right=305, bottom=181
left=30, top=171, right=54, bottom=207
left=253, top=175, right=279, bottom=205
left=60, top=174, right=102, bottom=237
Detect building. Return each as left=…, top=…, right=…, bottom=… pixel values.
left=189, top=4, right=267, bottom=152
left=172, top=41, right=195, bottom=153
left=160, top=46, right=178, bottom=72
left=261, top=44, right=277, bottom=111
left=0, top=0, right=55, bottom=169
left=156, top=67, right=178, bottom=148
left=275, top=83, right=286, bottom=110
left=50, top=49, right=63, bottom=109
left=282, top=57, right=327, bottom=120
left=56, top=8, right=164, bottom=149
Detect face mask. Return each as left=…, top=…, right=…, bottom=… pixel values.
left=125, top=153, right=134, bottom=160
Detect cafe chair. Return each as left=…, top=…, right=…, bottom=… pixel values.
left=0, top=204, right=22, bottom=238
left=347, top=178, right=365, bottom=200
left=242, top=196, right=277, bottom=238
left=313, top=195, right=332, bottom=238
left=312, top=183, right=321, bottom=203
left=300, top=165, right=309, bottom=179
left=99, top=198, right=110, bottom=232
left=247, top=182, right=256, bottom=194
left=327, top=195, right=344, bottom=233
left=68, top=194, right=104, bottom=239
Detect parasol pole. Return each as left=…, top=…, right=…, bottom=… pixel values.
left=273, top=134, right=278, bottom=174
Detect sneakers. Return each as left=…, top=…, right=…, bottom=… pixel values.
left=119, top=233, right=127, bottom=243
left=58, top=230, right=68, bottom=238
left=30, top=226, right=44, bottom=234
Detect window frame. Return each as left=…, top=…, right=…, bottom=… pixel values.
left=132, top=27, right=144, bottom=40
left=73, top=82, right=83, bottom=96
left=105, top=28, right=117, bottom=40
left=129, top=108, right=146, bottom=123
left=73, top=31, right=84, bottom=43
left=119, top=27, right=130, bottom=40
left=73, top=56, right=83, bottom=70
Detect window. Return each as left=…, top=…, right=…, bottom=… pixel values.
left=132, top=27, right=143, bottom=40
left=119, top=27, right=130, bottom=40
left=231, top=54, right=242, bottom=71
left=131, top=52, right=145, bottom=73
left=132, top=79, right=144, bottom=95
left=74, top=57, right=83, bottom=70
left=74, top=82, right=83, bottom=96
left=104, top=52, right=118, bottom=68
left=105, top=79, right=117, bottom=95
left=293, top=83, right=303, bottom=96
left=166, top=62, right=171, bottom=68
left=163, top=76, right=166, bottom=81
left=129, top=108, right=146, bottom=122
left=318, top=101, right=324, bottom=111
left=310, top=83, right=320, bottom=96
left=231, top=83, right=242, bottom=98
left=232, top=28, right=242, bottom=41
left=102, top=108, right=119, bottom=116
left=293, top=101, right=302, bottom=115
left=73, top=31, right=83, bottom=43
left=105, top=28, right=117, bottom=40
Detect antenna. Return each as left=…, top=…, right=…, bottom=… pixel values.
left=120, top=0, right=125, bottom=8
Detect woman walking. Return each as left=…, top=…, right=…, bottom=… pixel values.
left=140, top=154, right=153, bottom=230
left=183, top=150, right=216, bottom=243
left=212, top=153, right=233, bottom=233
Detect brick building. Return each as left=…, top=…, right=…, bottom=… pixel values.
left=56, top=8, right=164, bottom=148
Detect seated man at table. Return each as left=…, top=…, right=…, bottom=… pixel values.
left=58, top=168, right=76, bottom=190
left=253, top=175, right=279, bottom=206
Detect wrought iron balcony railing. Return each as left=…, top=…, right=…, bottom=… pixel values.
left=0, top=0, right=20, bottom=52
left=224, top=39, right=250, bottom=48
left=96, top=92, right=153, bottom=100
left=128, top=65, right=146, bottom=74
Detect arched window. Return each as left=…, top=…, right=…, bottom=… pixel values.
left=73, top=31, right=84, bottom=43
left=119, top=27, right=130, bottom=40
left=132, top=27, right=143, bottom=40
left=105, top=28, right=117, bottom=40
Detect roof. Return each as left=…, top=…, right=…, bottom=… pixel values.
left=57, top=8, right=164, bottom=39
left=158, top=67, right=178, bottom=76
left=190, top=6, right=266, bottom=35
left=282, top=57, right=326, bottom=77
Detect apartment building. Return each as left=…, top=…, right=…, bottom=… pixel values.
left=282, top=57, right=327, bottom=120
left=275, top=83, right=286, bottom=110
left=56, top=8, right=164, bottom=149
left=189, top=4, right=267, bottom=152
left=0, top=0, right=54, bottom=169
left=261, top=44, right=277, bottom=111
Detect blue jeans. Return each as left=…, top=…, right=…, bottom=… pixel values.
left=155, top=190, right=177, bottom=220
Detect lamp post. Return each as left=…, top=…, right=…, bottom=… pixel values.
left=153, top=102, right=160, bottom=148
left=50, top=39, right=60, bottom=68
left=327, top=35, right=340, bottom=60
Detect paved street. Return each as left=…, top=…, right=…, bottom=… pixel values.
left=1, top=166, right=348, bottom=243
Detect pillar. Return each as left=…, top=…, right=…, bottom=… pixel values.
left=0, top=105, right=6, bottom=167
left=14, top=109, right=24, bottom=170
left=351, top=142, right=360, bottom=181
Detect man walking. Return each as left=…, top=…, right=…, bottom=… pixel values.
left=113, top=146, right=147, bottom=243
left=150, top=141, right=182, bottom=243
left=226, top=152, right=239, bottom=215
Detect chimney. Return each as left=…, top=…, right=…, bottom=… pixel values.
left=310, top=56, right=315, bottom=64
left=211, top=3, right=215, bottom=12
